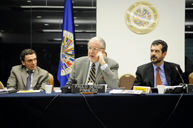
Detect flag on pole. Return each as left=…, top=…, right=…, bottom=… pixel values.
left=57, top=0, right=75, bottom=87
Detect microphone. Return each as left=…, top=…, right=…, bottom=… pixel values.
left=165, top=66, right=186, bottom=93
left=164, top=66, right=185, bottom=93
left=61, top=67, right=75, bottom=93
left=175, top=66, right=185, bottom=84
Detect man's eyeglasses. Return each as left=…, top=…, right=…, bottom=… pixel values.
left=88, top=47, right=103, bottom=52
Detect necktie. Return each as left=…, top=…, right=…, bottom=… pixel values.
left=27, top=71, right=32, bottom=90
left=156, top=67, right=162, bottom=87
left=88, top=63, right=95, bottom=84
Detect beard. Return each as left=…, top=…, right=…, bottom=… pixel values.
left=151, top=55, right=163, bottom=64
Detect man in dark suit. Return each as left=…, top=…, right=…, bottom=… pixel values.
left=7, top=49, right=49, bottom=90
left=133, top=40, right=183, bottom=87
left=67, top=37, right=119, bottom=88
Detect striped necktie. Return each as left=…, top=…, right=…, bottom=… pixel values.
left=88, top=63, right=95, bottom=85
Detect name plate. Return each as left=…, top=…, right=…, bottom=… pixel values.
left=72, top=84, right=107, bottom=93
left=133, top=86, right=151, bottom=93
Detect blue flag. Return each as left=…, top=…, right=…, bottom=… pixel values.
left=57, top=0, right=75, bottom=87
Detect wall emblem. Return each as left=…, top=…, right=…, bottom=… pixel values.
left=125, top=1, right=159, bottom=34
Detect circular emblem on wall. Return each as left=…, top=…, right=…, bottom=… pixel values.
left=125, top=1, right=159, bottom=34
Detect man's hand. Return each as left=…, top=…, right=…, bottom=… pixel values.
left=96, top=51, right=106, bottom=66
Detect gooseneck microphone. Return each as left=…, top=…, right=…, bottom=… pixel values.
left=175, top=66, right=185, bottom=84
left=61, top=66, right=76, bottom=93
left=165, top=66, right=186, bottom=93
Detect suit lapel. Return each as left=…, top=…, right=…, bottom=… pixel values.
left=21, top=67, right=27, bottom=87
left=147, top=63, right=154, bottom=87
left=164, top=62, right=171, bottom=86
left=95, top=57, right=107, bottom=84
left=96, top=66, right=102, bottom=84
left=82, top=59, right=90, bottom=84
left=33, top=68, right=39, bottom=87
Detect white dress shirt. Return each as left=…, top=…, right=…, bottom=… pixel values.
left=85, top=61, right=108, bottom=85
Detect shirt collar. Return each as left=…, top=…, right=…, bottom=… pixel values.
left=89, top=61, right=99, bottom=67
left=26, top=68, right=35, bottom=73
left=153, top=62, right=164, bottom=71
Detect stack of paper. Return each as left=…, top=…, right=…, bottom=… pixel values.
left=109, top=89, right=144, bottom=94
left=17, top=90, right=40, bottom=93
left=0, top=88, right=15, bottom=94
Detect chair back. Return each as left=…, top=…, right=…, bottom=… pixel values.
left=48, top=73, right=54, bottom=91
left=119, top=74, right=135, bottom=90
left=189, top=72, right=193, bottom=84
left=0, top=81, right=5, bottom=89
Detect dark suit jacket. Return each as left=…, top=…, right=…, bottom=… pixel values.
left=67, top=56, right=119, bottom=88
left=7, top=65, right=49, bottom=90
left=133, top=61, right=183, bottom=87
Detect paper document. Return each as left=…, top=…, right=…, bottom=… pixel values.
left=0, top=88, right=13, bottom=92
left=0, top=88, right=14, bottom=94
left=17, top=90, right=41, bottom=93
left=55, top=90, right=61, bottom=93
left=133, top=86, right=151, bottom=93
left=109, top=89, right=144, bottom=94
left=165, top=85, right=183, bottom=89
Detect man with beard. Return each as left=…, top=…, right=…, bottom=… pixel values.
left=66, top=37, right=119, bottom=89
left=133, top=40, right=183, bottom=87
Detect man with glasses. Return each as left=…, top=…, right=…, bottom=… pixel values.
left=67, top=37, right=119, bottom=88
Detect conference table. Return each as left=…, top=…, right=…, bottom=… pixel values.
left=0, top=91, right=193, bottom=128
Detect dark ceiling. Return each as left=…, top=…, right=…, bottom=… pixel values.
left=0, top=0, right=193, bottom=45
left=0, top=0, right=96, bottom=45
